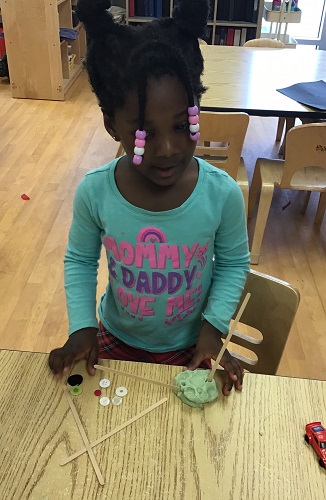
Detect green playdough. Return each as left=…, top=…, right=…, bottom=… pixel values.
left=174, top=369, right=218, bottom=408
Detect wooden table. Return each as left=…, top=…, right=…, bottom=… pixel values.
left=201, top=45, right=326, bottom=119
left=0, top=350, right=325, bottom=499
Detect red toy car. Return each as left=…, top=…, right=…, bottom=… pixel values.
left=305, top=422, right=326, bottom=468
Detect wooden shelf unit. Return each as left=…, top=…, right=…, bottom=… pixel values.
left=125, top=1, right=263, bottom=45
left=1, top=0, right=86, bottom=100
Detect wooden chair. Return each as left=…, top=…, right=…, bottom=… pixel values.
left=248, top=122, right=326, bottom=265
left=195, top=112, right=250, bottom=214
left=227, top=269, right=300, bottom=375
left=243, top=38, right=285, bottom=48
left=243, top=38, right=288, bottom=150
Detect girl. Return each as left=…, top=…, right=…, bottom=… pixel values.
left=49, top=0, right=250, bottom=396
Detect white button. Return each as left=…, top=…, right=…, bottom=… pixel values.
left=116, top=386, right=128, bottom=397
left=112, top=396, right=123, bottom=406
left=99, top=378, right=110, bottom=388
left=99, top=397, right=110, bottom=407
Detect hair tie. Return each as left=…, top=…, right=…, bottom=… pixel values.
left=133, top=130, right=147, bottom=165
left=188, top=105, right=200, bottom=141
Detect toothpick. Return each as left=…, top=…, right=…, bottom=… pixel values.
left=207, top=293, right=251, bottom=382
left=61, top=398, right=168, bottom=466
left=94, top=364, right=179, bottom=391
left=63, top=386, right=105, bottom=485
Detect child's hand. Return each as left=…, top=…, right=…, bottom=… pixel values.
left=48, top=327, right=99, bottom=379
left=186, top=321, right=244, bottom=396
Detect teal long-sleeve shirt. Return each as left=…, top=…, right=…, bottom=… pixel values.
left=64, top=157, right=250, bottom=352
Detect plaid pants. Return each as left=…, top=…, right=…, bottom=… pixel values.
left=97, top=322, right=211, bottom=369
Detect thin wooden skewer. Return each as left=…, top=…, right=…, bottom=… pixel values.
left=63, top=386, right=105, bottom=485
left=61, top=397, right=168, bottom=466
left=94, top=364, right=179, bottom=391
left=207, top=292, right=251, bottom=382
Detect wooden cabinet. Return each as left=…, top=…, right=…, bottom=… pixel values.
left=1, top=0, right=86, bottom=100
left=125, top=1, right=263, bottom=45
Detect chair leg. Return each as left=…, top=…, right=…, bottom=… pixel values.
left=240, top=184, right=249, bottom=220
left=248, top=160, right=262, bottom=218
left=279, top=117, right=295, bottom=156
left=276, top=117, right=285, bottom=141
left=315, top=192, right=326, bottom=225
left=250, top=182, right=275, bottom=265
left=301, top=191, right=311, bottom=215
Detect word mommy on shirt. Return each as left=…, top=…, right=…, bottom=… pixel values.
left=103, top=227, right=210, bottom=325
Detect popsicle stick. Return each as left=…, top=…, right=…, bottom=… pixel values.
left=61, top=397, right=168, bottom=466
left=94, top=364, right=179, bottom=391
left=63, top=386, right=105, bottom=485
left=207, top=293, right=251, bottom=382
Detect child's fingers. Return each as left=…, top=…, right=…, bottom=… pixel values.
left=87, top=346, right=99, bottom=376
left=222, top=359, right=244, bottom=394
left=186, top=350, right=206, bottom=371
left=222, top=371, right=234, bottom=396
left=49, top=348, right=75, bottom=378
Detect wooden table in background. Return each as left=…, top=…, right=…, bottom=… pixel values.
left=201, top=45, right=326, bottom=119
left=0, top=350, right=325, bottom=499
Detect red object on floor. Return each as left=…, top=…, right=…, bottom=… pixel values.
left=21, top=194, right=30, bottom=200
left=94, top=389, right=102, bottom=397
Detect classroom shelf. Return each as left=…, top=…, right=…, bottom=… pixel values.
left=125, top=1, right=264, bottom=45
left=1, top=0, right=86, bottom=100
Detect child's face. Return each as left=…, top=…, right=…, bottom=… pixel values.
left=105, top=76, right=197, bottom=187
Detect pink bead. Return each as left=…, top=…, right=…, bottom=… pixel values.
left=188, top=105, right=198, bottom=116
left=135, top=130, right=146, bottom=140
left=133, top=155, right=143, bottom=165
left=135, top=138, right=146, bottom=148
left=188, top=115, right=199, bottom=125
left=190, top=132, right=200, bottom=142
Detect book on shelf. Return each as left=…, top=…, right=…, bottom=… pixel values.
left=226, top=28, right=235, bottom=46
left=129, top=0, right=135, bottom=17
left=220, top=27, right=227, bottom=45
left=163, top=0, right=170, bottom=17
left=215, top=27, right=221, bottom=45
left=245, top=0, right=259, bottom=23
left=216, top=0, right=260, bottom=23
left=149, top=0, right=155, bottom=17
left=233, top=29, right=241, bottom=46
left=233, top=0, right=246, bottom=21
left=155, top=0, right=163, bottom=17
left=135, top=0, right=144, bottom=16
left=216, top=0, right=231, bottom=21
left=246, top=27, right=257, bottom=41
left=214, top=26, right=255, bottom=46
left=240, top=27, right=247, bottom=46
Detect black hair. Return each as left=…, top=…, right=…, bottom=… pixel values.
left=77, top=0, right=209, bottom=130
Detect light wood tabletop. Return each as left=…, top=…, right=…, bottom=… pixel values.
left=201, top=45, right=326, bottom=118
left=0, top=350, right=325, bottom=500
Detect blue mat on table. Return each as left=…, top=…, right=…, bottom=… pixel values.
left=277, top=80, right=326, bottom=111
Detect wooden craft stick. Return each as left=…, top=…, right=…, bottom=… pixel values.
left=63, top=386, right=105, bottom=485
left=94, top=364, right=179, bottom=391
left=207, top=293, right=251, bottom=382
left=61, top=397, right=168, bottom=466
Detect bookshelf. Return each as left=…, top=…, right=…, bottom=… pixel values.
left=125, top=1, right=263, bottom=45
left=1, top=0, right=86, bottom=100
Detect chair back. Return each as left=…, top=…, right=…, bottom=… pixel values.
left=244, top=38, right=285, bottom=48
left=280, top=123, right=326, bottom=189
left=226, top=270, right=300, bottom=375
left=195, top=112, right=249, bottom=179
